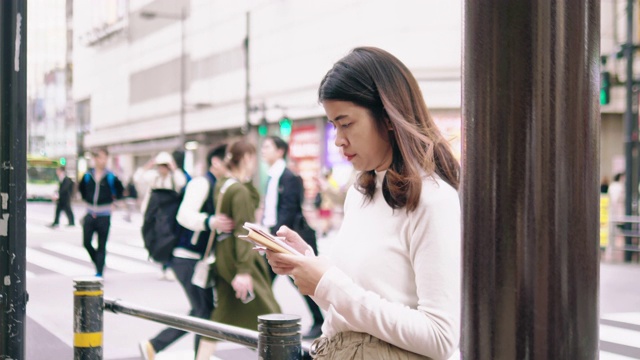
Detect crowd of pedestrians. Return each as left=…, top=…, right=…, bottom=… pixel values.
left=47, top=46, right=462, bottom=359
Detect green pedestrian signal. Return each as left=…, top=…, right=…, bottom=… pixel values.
left=258, top=124, right=268, bottom=137
left=600, top=71, right=611, bottom=105
left=59, top=157, right=66, bottom=166
left=279, top=117, right=292, bottom=137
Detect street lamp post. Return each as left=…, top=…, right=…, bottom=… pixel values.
left=140, top=8, right=186, bottom=149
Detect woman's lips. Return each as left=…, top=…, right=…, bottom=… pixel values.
left=344, top=153, right=355, bottom=161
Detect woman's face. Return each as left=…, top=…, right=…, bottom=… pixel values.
left=156, top=164, right=170, bottom=176
left=323, top=100, right=393, bottom=172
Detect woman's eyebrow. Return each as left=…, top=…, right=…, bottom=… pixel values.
left=331, top=114, right=348, bottom=123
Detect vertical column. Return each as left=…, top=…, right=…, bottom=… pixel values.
left=257, top=314, right=301, bottom=360
left=0, top=1, right=27, bottom=359
left=462, top=1, right=600, bottom=359
left=74, top=278, right=104, bottom=360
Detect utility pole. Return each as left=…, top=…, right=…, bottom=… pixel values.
left=243, top=11, right=251, bottom=135
left=463, top=1, right=599, bottom=358
left=623, top=0, right=636, bottom=262
left=0, top=1, right=28, bottom=359
left=179, top=6, right=186, bottom=150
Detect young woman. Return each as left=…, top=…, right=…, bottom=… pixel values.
left=267, top=47, right=461, bottom=359
left=196, top=139, right=281, bottom=360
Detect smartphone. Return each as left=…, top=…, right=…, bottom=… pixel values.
left=241, top=290, right=255, bottom=304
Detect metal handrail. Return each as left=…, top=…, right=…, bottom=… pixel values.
left=104, top=297, right=312, bottom=357
left=73, top=278, right=311, bottom=360
left=104, top=298, right=261, bottom=348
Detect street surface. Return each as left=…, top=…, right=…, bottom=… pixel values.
left=21, top=202, right=640, bottom=359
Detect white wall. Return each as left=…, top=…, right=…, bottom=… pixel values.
left=74, top=0, right=462, bottom=149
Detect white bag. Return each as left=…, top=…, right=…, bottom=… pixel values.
left=191, top=249, right=216, bottom=289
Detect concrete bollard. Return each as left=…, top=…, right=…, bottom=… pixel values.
left=258, top=314, right=302, bottom=360
left=73, top=277, right=104, bottom=360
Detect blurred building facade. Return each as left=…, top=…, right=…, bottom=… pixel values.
left=600, top=1, right=640, bottom=180
left=72, top=0, right=461, bottom=190
left=27, top=0, right=77, bottom=176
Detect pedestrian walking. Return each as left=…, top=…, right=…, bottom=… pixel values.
left=49, top=166, right=75, bottom=227
left=138, top=144, right=234, bottom=360
left=195, top=140, right=281, bottom=360
left=267, top=47, right=461, bottom=359
left=135, top=151, right=187, bottom=280
left=77, top=148, right=125, bottom=277
left=261, top=135, right=325, bottom=339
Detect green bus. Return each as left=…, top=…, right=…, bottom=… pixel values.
left=26, top=155, right=59, bottom=201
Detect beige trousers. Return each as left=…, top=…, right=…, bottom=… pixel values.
left=310, top=331, right=430, bottom=360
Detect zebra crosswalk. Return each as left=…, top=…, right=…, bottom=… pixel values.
left=600, top=313, right=640, bottom=359
left=26, top=226, right=158, bottom=278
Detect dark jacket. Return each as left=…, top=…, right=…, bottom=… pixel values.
left=58, top=176, right=74, bottom=205
left=78, top=169, right=124, bottom=215
left=270, top=169, right=317, bottom=252
left=270, top=168, right=304, bottom=234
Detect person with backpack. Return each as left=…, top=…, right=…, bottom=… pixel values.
left=78, top=148, right=125, bottom=277
left=135, top=151, right=187, bottom=280
left=139, top=144, right=234, bottom=360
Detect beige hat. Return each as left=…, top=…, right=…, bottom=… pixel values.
left=154, top=151, right=173, bottom=165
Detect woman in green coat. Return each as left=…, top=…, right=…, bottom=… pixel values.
left=197, top=139, right=281, bottom=360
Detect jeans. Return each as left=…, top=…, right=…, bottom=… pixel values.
left=150, top=257, right=215, bottom=354
left=82, top=214, right=110, bottom=275
left=53, top=201, right=74, bottom=225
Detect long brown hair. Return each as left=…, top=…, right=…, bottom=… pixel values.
left=318, top=47, right=459, bottom=212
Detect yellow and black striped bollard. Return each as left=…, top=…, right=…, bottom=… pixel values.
left=73, top=277, right=104, bottom=360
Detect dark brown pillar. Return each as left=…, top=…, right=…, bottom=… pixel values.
left=462, top=2, right=600, bottom=359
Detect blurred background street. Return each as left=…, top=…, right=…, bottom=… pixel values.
left=23, top=201, right=640, bottom=359
left=8, top=0, right=640, bottom=358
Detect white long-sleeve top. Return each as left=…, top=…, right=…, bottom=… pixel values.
left=313, top=170, right=461, bottom=360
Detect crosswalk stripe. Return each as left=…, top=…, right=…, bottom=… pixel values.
left=106, top=242, right=150, bottom=261
left=602, top=312, right=640, bottom=327
left=600, top=351, right=639, bottom=360
left=41, top=243, right=158, bottom=274
left=26, top=248, right=95, bottom=276
left=600, top=324, right=640, bottom=349
left=26, top=270, right=36, bottom=279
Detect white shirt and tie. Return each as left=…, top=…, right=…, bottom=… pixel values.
left=262, top=159, right=286, bottom=229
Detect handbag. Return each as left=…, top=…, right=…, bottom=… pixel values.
left=191, top=231, right=216, bottom=289
left=191, top=178, right=237, bottom=289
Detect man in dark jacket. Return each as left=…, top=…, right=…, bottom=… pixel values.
left=261, top=135, right=324, bottom=339
left=49, top=166, right=75, bottom=227
left=77, top=148, right=124, bottom=277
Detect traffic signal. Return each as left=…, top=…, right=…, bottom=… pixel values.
left=59, top=157, right=66, bottom=166
left=258, top=118, right=268, bottom=137
left=279, top=117, right=292, bottom=137
left=600, top=71, right=611, bottom=105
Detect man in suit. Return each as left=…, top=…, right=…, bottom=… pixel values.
left=49, top=166, right=75, bottom=227
left=261, top=135, right=324, bottom=339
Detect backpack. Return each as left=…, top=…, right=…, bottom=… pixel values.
left=83, top=171, right=117, bottom=198
left=141, top=175, right=212, bottom=263
left=141, top=187, right=183, bottom=263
